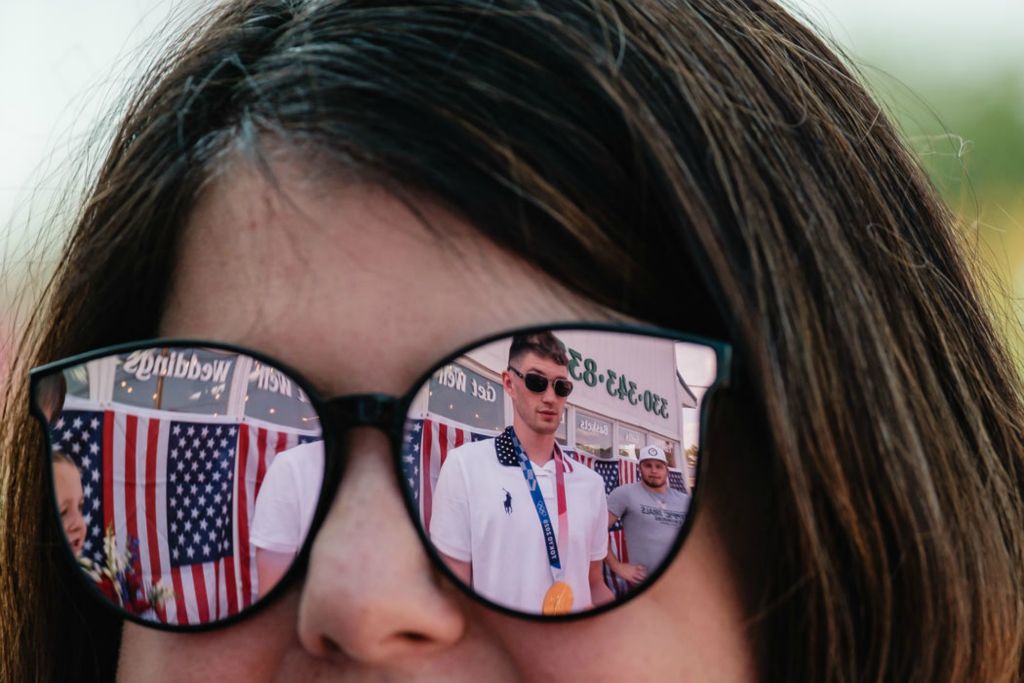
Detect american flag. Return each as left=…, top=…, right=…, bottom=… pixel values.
left=564, top=451, right=638, bottom=596
left=165, top=420, right=236, bottom=624
left=668, top=469, right=689, bottom=493
left=567, top=451, right=639, bottom=495
left=51, top=405, right=316, bottom=625
left=401, top=418, right=492, bottom=531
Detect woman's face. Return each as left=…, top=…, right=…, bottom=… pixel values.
left=53, top=460, right=86, bottom=557
left=117, top=160, right=757, bottom=681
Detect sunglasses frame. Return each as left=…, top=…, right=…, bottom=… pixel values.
left=30, top=322, right=732, bottom=633
left=506, top=365, right=574, bottom=398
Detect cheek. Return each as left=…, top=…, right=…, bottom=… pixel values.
left=476, top=511, right=758, bottom=682
left=118, top=591, right=301, bottom=681
left=476, top=604, right=693, bottom=681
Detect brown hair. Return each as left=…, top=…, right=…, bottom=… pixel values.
left=3, top=1, right=1023, bottom=681
left=508, top=332, right=569, bottom=367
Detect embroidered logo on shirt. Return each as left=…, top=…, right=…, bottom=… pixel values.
left=502, top=488, right=513, bottom=515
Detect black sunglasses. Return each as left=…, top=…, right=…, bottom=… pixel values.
left=507, top=366, right=574, bottom=398
left=30, top=323, right=731, bottom=632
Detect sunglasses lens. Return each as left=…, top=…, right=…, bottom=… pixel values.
left=403, top=328, right=721, bottom=617
left=523, top=373, right=549, bottom=393
left=553, top=379, right=573, bottom=398
left=35, top=346, right=324, bottom=627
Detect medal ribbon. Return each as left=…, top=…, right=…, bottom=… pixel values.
left=509, top=430, right=568, bottom=581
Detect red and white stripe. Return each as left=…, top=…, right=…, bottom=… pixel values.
left=419, top=418, right=473, bottom=531
left=105, top=411, right=225, bottom=625
left=101, top=410, right=314, bottom=625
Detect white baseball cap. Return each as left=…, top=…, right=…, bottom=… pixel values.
left=638, top=445, right=667, bottom=464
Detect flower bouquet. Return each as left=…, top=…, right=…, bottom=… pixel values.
left=79, top=526, right=174, bottom=620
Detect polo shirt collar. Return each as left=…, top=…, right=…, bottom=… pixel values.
left=494, top=427, right=519, bottom=466
left=494, top=426, right=572, bottom=471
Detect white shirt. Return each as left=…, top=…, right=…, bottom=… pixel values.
left=250, top=441, right=324, bottom=554
left=430, top=428, right=608, bottom=613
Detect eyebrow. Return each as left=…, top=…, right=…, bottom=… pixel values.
left=522, top=366, right=569, bottom=379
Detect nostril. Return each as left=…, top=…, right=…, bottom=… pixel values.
left=399, top=632, right=429, bottom=643
left=321, top=636, right=341, bottom=654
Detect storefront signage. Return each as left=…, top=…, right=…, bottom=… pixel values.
left=434, top=364, right=498, bottom=403
left=429, top=362, right=504, bottom=431
left=123, top=350, right=232, bottom=384
left=253, top=365, right=297, bottom=399
left=566, top=347, right=670, bottom=419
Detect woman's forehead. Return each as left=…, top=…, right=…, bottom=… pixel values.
left=161, top=161, right=612, bottom=396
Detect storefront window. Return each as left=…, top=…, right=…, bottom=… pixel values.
left=575, top=411, right=612, bottom=459
left=63, top=365, right=90, bottom=400
left=428, top=362, right=505, bottom=431
left=617, top=425, right=646, bottom=459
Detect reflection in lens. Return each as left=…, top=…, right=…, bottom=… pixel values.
left=52, top=450, right=86, bottom=558
left=250, top=440, right=325, bottom=599
left=38, top=347, right=323, bottom=626
left=404, top=329, right=718, bottom=616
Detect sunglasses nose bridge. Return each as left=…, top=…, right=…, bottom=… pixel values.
left=321, top=394, right=402, bottom=433
left=540, top=381, right=559, bottom=399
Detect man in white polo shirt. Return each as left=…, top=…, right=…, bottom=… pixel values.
left=430, top=331, right=614, bottom=614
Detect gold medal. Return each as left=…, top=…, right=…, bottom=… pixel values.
left=542, top=581, right=574, bottom=615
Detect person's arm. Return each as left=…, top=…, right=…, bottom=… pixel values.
left=438, top=551, right=472, bottom=585
left=251, top=448, right=312, bottom=599
left=430, top=449, right=474, bottom=586
left=603, top=511, right=647, bottom=583
left=604, top=550, right=647, bottom=585
left=589, top=559, right=615, bottom=606
left=256, top=548, right=296, bottom=598
left=585, top=486, right=615, bottom=607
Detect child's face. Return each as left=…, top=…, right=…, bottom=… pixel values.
left=54, top=460, right=86, bottom=557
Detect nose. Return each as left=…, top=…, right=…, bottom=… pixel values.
left=297, top=428, right=466, bottom=664
left=69, top=511, right=85, bottom=534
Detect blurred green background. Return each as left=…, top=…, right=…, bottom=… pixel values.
left=873, top=67, right=1024, bottom=360
left=788, top=0, right=1024, bottom=361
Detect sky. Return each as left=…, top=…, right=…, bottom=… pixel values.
left=2, top=0, right=1022, bottom=285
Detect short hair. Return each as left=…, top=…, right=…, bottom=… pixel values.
left=508, top=332, right=568, bottom=367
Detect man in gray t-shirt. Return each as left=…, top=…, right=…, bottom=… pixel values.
left=606, top=446, right=690, bottom=585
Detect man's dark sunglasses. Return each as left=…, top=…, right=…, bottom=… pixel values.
left=507, top=366, right=574, bottom=398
